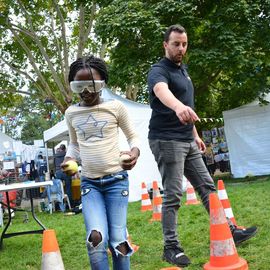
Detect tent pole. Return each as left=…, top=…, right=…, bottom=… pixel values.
left=44, top=141, right=50, bottom=177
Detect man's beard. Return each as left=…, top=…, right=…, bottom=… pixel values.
left=171, top=53, right=183, bottom=64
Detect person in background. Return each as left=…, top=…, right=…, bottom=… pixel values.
left=54, top=144, right=73, bottom=206
left=204, top=143, right=216, bottom=176
left=0, top=168, right=16, bottom=217
left=36, top=154, right=47, bottom=181
left=62, top=55, right=140, bottom=270
left=147, top=24, right=257, bottom=268
left=50, top=169, right=55, bottom=179
left=0, top=168, right=9, bottom=181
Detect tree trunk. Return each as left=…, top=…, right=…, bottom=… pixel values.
left=126, top=85, right=139, bottom=101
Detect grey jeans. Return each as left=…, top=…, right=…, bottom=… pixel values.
left=149, top=139, right=216, bottom=248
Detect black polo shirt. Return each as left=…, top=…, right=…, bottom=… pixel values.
left=147, top=57, right=194, bottom=142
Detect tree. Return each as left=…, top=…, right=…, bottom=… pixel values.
left=20, top=113, right=51, bottom=145
left=1, top=95, right=60, bottom=143
left=1, top=0, right=269, bottom=123
left=0, top=0, right=109, bottom=139
left=0, top=0, right=102, bottom=114
left=95, top=0, right=270, bottom=117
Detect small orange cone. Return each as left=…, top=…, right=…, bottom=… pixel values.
left=203, top=193, right=248, bottom=270
left=141, top=182, right=152, bottom=212
left=185, top=180, right=200, bottom=205
left=126, top=228, right=139, bottom=253
left=217, top=179, right=243, bottom=228
left=41, top=229, right=65, bottom=270
left=150, top=181, right=162, bottom=222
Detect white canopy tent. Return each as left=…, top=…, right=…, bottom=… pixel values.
left=223, top=95, right=270, bottom=178
left=0, top=132, right=50, bottom=168
left=0, top=132, right=14, bottom=154
left=43, top=88, right=162, bottom=202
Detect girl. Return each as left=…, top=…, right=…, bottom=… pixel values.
left=63, top=55, right=140, bottom=270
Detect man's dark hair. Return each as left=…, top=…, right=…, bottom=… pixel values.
left=164, top=24, right=187, bottom=42
left=68, top=55, right=109, bottom=83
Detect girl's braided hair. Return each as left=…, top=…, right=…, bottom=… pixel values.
left=68, top=55, right=108, bottom=83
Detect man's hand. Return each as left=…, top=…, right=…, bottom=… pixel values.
left=174, top=104, right=200, bottom=125
left=119, top=147, right=140, bottom=170
left=153, top=82, right=200, bottom=125
left=194, top=136, right=206, bottom=153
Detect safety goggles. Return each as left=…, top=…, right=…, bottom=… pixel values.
left=70, top=80, right=105, bottom=94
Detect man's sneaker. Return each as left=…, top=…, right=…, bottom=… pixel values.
left=162, top=246, right=191, bottom=267
left=231, top=225, right=258, bottom=245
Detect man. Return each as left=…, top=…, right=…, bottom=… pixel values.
left=36, top=154, right=47, bottom=181
left=54, top=144, right=73, bottom=206
left=147, top=24, right=257, bottom=268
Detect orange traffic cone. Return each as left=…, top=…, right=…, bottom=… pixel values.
left=126, top=228, right=139, bottom=253
left=203, top=193, right=248, bottom=270
left=185, top=180, right=200, bottom=205
left=141, top=182, right=152, bottom=212
left=41, top=229, right=65, bottom=270
left=150, top=181, right=162, bottom=222
left=217, top=179, right=243, bottom=228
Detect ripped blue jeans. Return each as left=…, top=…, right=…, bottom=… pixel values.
left=81, top=171, right=133, bottom=270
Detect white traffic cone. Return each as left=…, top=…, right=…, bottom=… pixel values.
left=41, top=229, right=65, bottom=270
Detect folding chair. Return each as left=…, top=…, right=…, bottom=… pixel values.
left=46, top=179, right=71, bottom=213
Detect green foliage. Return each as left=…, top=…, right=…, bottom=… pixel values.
left=20, top=114, right=51, bottom=144
left=95, top=0, right=165, bottom=91
left=0, top=0, right=100, bottom=138
left=1, top=96, right=62, bottom=142
left=1, top=0, right=270, bottom=137
left=95, top=0, right=270, bottom=117
left=0, top=93, right=24, bottom=115
left=0, top=0, right=101, bottom=115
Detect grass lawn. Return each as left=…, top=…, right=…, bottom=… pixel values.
left=0, top=176, right=269, bottom=270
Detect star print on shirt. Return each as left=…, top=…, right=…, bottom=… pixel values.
left=77, top=113, right=108, bottom=141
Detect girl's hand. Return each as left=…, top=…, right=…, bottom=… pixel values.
left=119, top=147, right=140, bottom=170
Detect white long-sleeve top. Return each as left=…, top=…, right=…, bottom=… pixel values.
left=65, top=99, right=140, bottom=179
